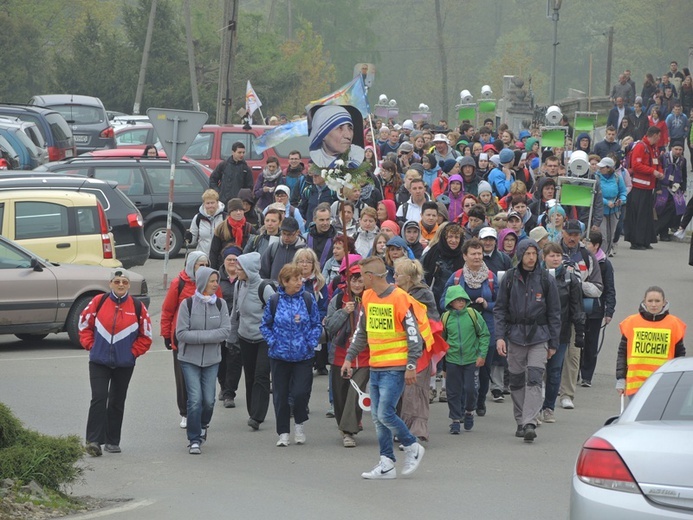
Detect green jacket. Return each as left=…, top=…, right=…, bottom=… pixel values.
left=442, top=285, right=490, bottom=366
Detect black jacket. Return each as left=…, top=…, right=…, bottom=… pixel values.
left=553, top=264, right=586, bottom=343
left=209, top=158, right=254, bottom=206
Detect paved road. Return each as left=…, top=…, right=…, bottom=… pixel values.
left=1, top=242, right=691, bottom=520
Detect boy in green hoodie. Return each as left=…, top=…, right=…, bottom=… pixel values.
left=442, top=285, right=490, bottom=434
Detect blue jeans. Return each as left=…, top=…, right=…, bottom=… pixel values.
left=543, top=343, right=567, bottom=411
left=180, top=361, right=218, bottom=443
left=370, top=370, right=416, bottom=461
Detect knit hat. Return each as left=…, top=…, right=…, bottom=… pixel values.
left=436, top=202, right=449, bottom=221
left=227, top=198, right=244, bottom=212
left=477, top=180, right=493, bottom=195
left=499, top=148, right=515, bottom=164
left=670, top=138, right=685, bottom=149
left=441, top=159, right=457, bottom=174
left=309, top=106, right=352, bottom=151
left=519, top=130, right=531, bottom=140
left=399, top=142, right=414, bottom=153
left=457, top=156, right=476, bottom=169
left=402, top=119, right=414, bottom=131
left=237, top=188, right=254, bottom=204
left=489, top=155, right=500, bottom=167
left=380, top=220, right=400, bottom=236
left=408, top=163, right=425, bottom=175
left=479, top=152, right=489, bottom=160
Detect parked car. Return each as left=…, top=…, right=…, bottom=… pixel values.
left=115, top=122, right=157, bottom=150
left=111, top=114, right=150, bottom=127
left=0, top=189, right=120, bottom=267
left=184, top=124, right=309, bottom=179
left=0, top=234, right=149, bottom=346
left=0, top=116, right=48, bottom=164
left=0, top=134, right=20, bottom=169
left=35, top=153, right=211, bottom=259
left=0, top=125, right=42, bottom=169
left=0, top=103, right=76, bottom=161
left=570, top=356, right=693, bottom=519
left=28, top=94, right=115, bottom=154
left=0, top=173, right=149, bottom=268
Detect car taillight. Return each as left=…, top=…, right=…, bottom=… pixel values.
left=97, top=203, right=114, bottom=259
left=100, top=126, right=115, bottom=139
left=48, top=146, right=64, bottom=161
left=576, top=436, right=639, bottom=493
left=127, top=212, right=144, bottom=228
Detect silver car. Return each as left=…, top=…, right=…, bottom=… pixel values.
left=570, top=356, right=693, bottom=519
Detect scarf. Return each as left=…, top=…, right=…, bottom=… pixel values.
left=194, top=290, right=217, bottom=304
left=227, top=216, right=247, bottom=247
left=360, top=183, right=375, bottom=201
left=463, top=262, right=490, bottom=289
left=263, top=166, right=283, bottom=182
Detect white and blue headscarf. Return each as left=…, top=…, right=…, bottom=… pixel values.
left=309, top=106, right=353, bottom=151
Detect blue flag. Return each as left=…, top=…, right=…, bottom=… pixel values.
left=253, top=118, right=308, bottom=154
left=306, top=76, right=371, bottom=117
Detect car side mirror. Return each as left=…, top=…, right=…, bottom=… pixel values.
left=604, top=415, right=620, bottom=426
left=30, top=257, right=43, bottom=272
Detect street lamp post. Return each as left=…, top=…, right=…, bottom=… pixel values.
left=548, top=0, right=562, bottom=105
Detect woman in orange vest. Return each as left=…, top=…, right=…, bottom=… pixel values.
left=616, top=286, right=686, bottom=397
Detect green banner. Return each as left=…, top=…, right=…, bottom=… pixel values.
left=457, top=106, right=476, bottom=122
left=560, top=183, right=593, bottom=207
left=541, top=128, right=565, bottom=148
left=478, top=100, right=496, bottom=113
left=574, top=116, right=594, bottom=132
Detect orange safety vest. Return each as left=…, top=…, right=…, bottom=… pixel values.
left=619, top=313, right=686, bottom=396
left=361, top=287, right=433, bottom=368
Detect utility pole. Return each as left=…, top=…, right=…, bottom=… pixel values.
left=605, top=26, right=614, bottom=96
left=216, top=0, right=239, bottom=125
left=288, top=0, right=293, bottom=40
left=184, top=0, right=200, bottom=111
left=434, top=0, right=448, bottom=120
left=548, top=0, right=562, bottom=105
left=133, top=0, right=157, bottom=115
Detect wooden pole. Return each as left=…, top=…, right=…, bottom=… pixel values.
left=184, top=0, right=200, bottom=111
left=133, top=0, right=157, bottom=115
left=588, top=53, right=593, bottom=112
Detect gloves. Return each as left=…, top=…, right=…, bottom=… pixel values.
left=615, top=379, right=626, bottom=391
left=164, top=338, right=172, bottom=350
left=574, top=334, right=585, bottom=349
left=184, top=231, right=193, bottom=244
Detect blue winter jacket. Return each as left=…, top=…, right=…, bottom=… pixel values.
left=260, top=286, right=323, bottom=362
left=597, top=171, right=627, bottom=216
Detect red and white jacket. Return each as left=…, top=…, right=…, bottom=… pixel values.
left=630, top=137, right=662, bottom=191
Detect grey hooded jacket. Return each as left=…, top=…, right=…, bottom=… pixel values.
left=176, top=266, right=231, bottom=367
left=230, top=252, right=276, bottom=343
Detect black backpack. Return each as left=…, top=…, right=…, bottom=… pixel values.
left=94, top=293, right=142, bottom=322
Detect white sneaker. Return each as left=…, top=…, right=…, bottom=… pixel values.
left=561, top=397, right=575, bottom=409
left=179, top=417, right=187, bottom=429
left=361, top=456, right=396, bottom=479
left=276, top=433, right=290, bottom=447
left=401, top=442, right=425, bottom=476
left=294, top=423, right=306, bottom=445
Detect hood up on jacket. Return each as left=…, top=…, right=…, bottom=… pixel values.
left=575, top=132, right=592, bottom=151
left=497, top=228, right=519, bottom=256
left=516, top=238, right=539, bottom=263
left=194, top=266, right=218, bottom=295
left=237, top=251, right=261, bottom=282
left=185, top=251, right=209, bottom=280
left=380, top=199, right=397, bottom=222
left=444, top=284, right=471, bottom=309
left=386, top=236, right=415, bottom=259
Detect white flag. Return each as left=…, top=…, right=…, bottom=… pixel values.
left=246, top=81, right=262, bottom=116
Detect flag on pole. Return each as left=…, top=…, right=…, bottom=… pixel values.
left=306, top=76, right=370, bottom=117
left=246, top=81, right=263, bottom=116
left=253, top=118, right=308, bottom=154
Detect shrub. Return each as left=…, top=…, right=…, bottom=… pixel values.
left=0, top=402, right=23, bottom=449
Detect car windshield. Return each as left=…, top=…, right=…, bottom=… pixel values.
left=0, top=239, right=36, bottom=269
left=51, top=105, right=105, bottom=125
left=636, top=371, right=693, bottom=421
left=45, top=113, right=73, bottom=141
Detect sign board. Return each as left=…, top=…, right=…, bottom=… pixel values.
left=147, top=108, right=208, bottom=164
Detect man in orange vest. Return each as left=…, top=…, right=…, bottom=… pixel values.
left=342, top=256, right=432, bottom=480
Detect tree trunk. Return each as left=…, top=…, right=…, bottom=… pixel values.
left=434, top=0, right=448, bottom=120
left=133, top=0, right=157, bottom=115
left=183, top=0, right=200, bottom=111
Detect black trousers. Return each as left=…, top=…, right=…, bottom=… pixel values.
left=217, top=342, right=243, bottom=400
left=86, top=362, right=134, bottom=445
left=270, top=357, right=314, bottom=435
left=172, top=349, right=187, bottom=417
left=580, top=317, right=603, bottom=382
left=239, top=337, right=271, bottom=423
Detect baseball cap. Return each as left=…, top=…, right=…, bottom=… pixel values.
left=110, top=269, right=130, bottom=281
left=564, top=219, right=583, bottom=234
left=479, top=227, right=497, bottom=240
left=507, top=210, right=522, bottom=221
left=280, top=217, right=299, bottom=232
left=596, top=157, right=615, bottom=169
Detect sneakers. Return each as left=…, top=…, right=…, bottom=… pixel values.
left=223, top=397, right=236, bottom=408
left=523, top=424, right=537, bottom=442
left=361, top=456, right=396, bottom=480
left=463, top=413, right=474, bottom=431
left=200, top=427, right=208, bottom=444
left=189, top=442, right=201, bottom=455
left=294, top=423, right=306, bottom=445
left=534, top=412, right=543, bottom=426
left=85, top=442, right=102, bottom=457
left=247, top=417, right=260, bottom=430
left=104, top=444, right=121, bottom=453
left=276, top=433, right=290, bottom=447
left=476, top=406, right=486, bottom=417
left=342, top=433, right=356, bottom=448
left=449, top=421, right=461, bottom=435
left=580, top=380, right=592, bottom=388
left=542, top=408, right=556, bottom=423
left=325, top=406, right=335, bottom=418
left=560, top=397, right=575, bottom=409
left=438, top=388, right=447, bottom=403
left=179, top=416, right=187, bottom=429
left=491, top=389, right=504, bottom=402
left=515, top=425, right=525, bottom=438
left=401, top=442, right=425, bottom=476
left=429, top=388, right=437, bottom=403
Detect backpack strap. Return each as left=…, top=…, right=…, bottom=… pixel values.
left=487, top=270, right=494, bottom=293
left=258, top=280, right=276, bottom=307
left=467, top=307, right=481, bottom=337
left=177, top=277, right=186, bottom=298
left=453, top=268, right=463, bottom=285
left=185, top=296, right=222, bottom=314
left=441, top=311, right=449, bottom=339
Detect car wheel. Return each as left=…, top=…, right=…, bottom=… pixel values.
left=145, top=222, right=183, bottom=260
left=15, top=333, right=48, bottom=342
left=66, top=294, right=100, bottom=347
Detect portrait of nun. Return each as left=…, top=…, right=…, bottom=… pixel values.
left=308, top=105, right=365, bottom=169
